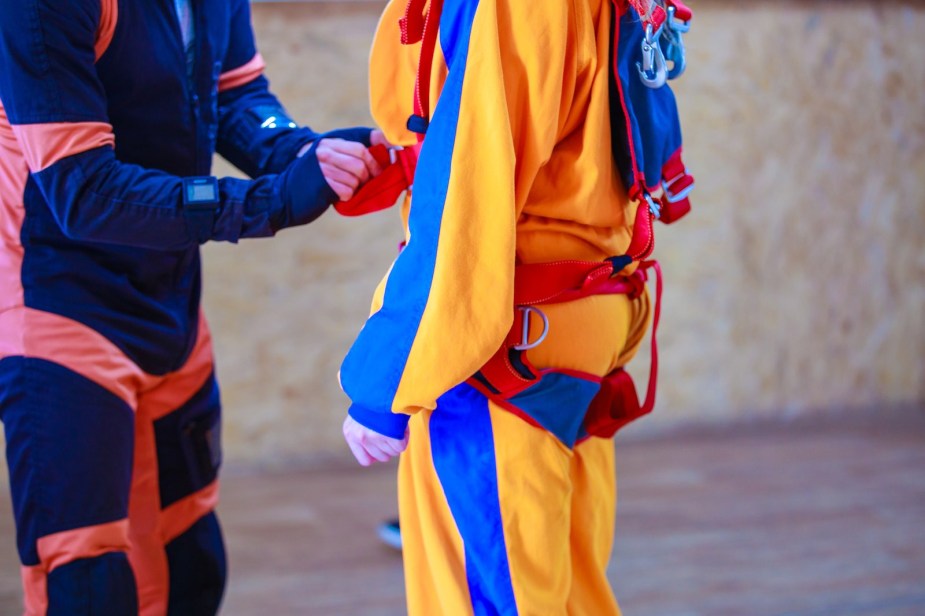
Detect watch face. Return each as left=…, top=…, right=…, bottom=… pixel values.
left=183, top=177, right=220, bottom=208
left=188, top=181, right=217, bottom=203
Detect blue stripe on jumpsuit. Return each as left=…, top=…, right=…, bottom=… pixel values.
left=429, top=383, right=519, bottom=615
left=341, top=0, right=482, bottom=437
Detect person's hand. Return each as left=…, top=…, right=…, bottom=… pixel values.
left=343, top=415, right=409, bottom=467
left=314, top=138, right=383, bottom=201
left=369, top=128, right=390, bottom=148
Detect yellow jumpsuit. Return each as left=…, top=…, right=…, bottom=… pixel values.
left=341, top=0, right=653, bottom=613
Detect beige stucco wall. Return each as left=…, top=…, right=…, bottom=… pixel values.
left=1, top=1, right=923, bottom=476
left=205, top=0, right=923, bottom=463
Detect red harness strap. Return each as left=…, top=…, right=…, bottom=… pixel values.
left=401, top=0, right=444, bottom=136
left=334, top=0, right=440, bottom=216
left=469, top=260, right=662, bottom=437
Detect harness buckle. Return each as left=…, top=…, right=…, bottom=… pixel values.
left=513, top=306, right=550, bottom=352
left=637, top=23, right=668, bottom=89
left=644, top=192, right=662, bottom=219
left=661, top=173, right=694, bottom=203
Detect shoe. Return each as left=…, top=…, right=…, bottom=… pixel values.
left=377, top=518, right=402, bottom=550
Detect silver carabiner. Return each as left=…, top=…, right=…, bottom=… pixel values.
left=637, top=24, right=668, bottom=89
left=666, top=4, right=691, bottom=33
left=513, top=306, right=549, bottom=352
left=662, top=7, right=687, bottom=80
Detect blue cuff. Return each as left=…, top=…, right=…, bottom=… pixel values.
left=348, top=403, right=410, bottom=440
left=324, top=126, right=373, bottom=146
left=276, top=152, right=337, bottom=229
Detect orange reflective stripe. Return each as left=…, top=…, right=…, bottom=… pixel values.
left=0, top=307, right=154, bottom=408
left=140, top=315, right=214, bottom=421
left=0, top=101, right=27, bottom=312
left=37, top=520, right=131, bottom=573
left=160, top=480, right=219, bottom=545
left=11, top=122, right=115, bottom=172
left=128, top=406, right=168, bottom=616
left=218, top=53, right=265, bottom=92
left=95, top=0, right=118, bottom=60
left=21, top=565, right=47, bottom=616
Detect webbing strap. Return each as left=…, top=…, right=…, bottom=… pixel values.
left=402, top=0, right=444, bottom=138
left=470, top=260, right=661, bottom=401
left=638, top=259, right=661, bottom=417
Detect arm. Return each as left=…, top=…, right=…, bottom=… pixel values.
left=340, top=0, right=577, bottom=441
left=0, top=0, right=338, bottom=250
left=215, top=0, right=374, bottom=178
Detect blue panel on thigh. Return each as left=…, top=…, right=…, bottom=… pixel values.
left=153, top=373, right=221, bottom=508
left=46, top=552, right=138, bottom=616
left=508, top=372, right=601, bottom=448
left=429, top=383, right=519, bottom=616
left=0, top=357, right=134, bottom=566
left=165, top=511, right=226, bottom=615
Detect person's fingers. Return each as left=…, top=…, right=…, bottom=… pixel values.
left=321, top=173, right=355, bottom=201
left=343, top=419, right=374, bottom=466
left=376, top=438, right=404, bottom=457
left=319, top=151, right=369, bottom=186
left=320, top=164, right=362, bottom=190
left=370, top=129, right=392, bottom=149
left=319, top=139, right=382, bottom=178
left=346, top=438, right=373, bottom=467
left=362, top=440, right=394, bottom=463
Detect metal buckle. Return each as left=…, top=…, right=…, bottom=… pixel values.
left=645, top=192, right=662, bottom=219
left=661, top=173, right=694, bottom=203
left=637, top=23, right=668, bottom=89
left=513, top=306, right=550, bottom=351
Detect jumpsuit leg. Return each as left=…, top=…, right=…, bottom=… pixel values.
left=399, top=385, right=580, bottom=616
left=130, top=319, right=225, bottom=616
left=1, top=308, right=225, bottom=615
left=399, top=292, right=650, bottom=615
left=566, top=437, right=621, bottom=615
left=0, top=356, right=138, bottom=615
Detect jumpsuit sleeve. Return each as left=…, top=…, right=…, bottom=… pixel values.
left=0, top=0, right=337, bottom=251
left=215, top=0, right=374, bottom=178
left=340, top=0, right=578, bottom=438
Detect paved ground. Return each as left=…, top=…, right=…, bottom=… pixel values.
left=1, top=409, right=923, bottom=615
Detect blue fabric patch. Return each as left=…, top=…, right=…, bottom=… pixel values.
left=46, top=552, right=138, bottom=615
left=339, top=0, right=482, bottom=419
left=430, top=384, right=519, bottom=615
left=165, top=511, right=227, bottom=614
left=612, top=6, right=684, bottom=190
left=153, top=373, right=222, bottom=509
left=508, top=372, right=601, bottom=449
left=0, top=357, right=134, bottom=566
